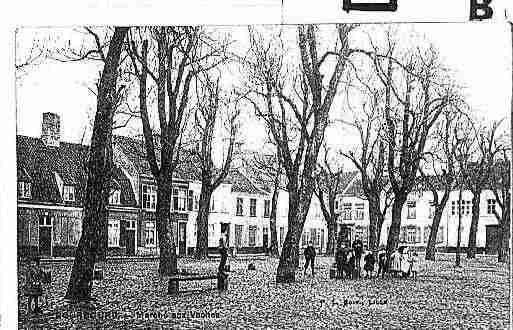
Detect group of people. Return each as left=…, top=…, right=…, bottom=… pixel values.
left=303, top=236, right=420, bottom=280
left=334, top=239, right=419, bottom=280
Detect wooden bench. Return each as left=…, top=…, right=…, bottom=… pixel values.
left=167, top=271, right=228, bottom=294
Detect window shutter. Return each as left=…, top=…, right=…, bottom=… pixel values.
left=424, top=226, right=431, bottom=243
left=400, top=227, right=407, bottom=242
left=436, top=226, right=444, bottom=243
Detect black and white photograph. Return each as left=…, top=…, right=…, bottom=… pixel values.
left=3, top=1, right=513, bottom=329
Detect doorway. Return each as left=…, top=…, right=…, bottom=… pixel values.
left=263, top=227, right=269, bottom=251
left=38, top=214, right=52, bottom=256
left=178, top=222, right=187, bottom=256
left=220, top=223, right=230, bottom=247
left=485, top=225, right=499, bottom=255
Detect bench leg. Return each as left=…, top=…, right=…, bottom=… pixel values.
left=167, top=279, right=179, bottom=294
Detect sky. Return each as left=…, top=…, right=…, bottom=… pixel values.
left=15, top=23, right=512, bottom=168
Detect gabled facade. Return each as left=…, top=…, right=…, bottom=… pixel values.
left=334, top=172, right=501, bottom=253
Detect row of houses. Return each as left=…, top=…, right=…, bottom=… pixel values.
left=16, top=112, right=502, bottom=258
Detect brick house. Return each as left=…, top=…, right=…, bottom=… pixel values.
left=17, top=113, right=138, bottom=258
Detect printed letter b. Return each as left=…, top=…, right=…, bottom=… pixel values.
left=470, top=0, right=493, bottom=20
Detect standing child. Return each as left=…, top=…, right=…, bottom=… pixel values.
left=409, top=252, right=419, bottom=280
left=363, top=251, right=376, bottom=279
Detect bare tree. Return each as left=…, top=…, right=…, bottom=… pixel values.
left=127, top=27, right=230, bottom=276
left=341, top=66, right=392, bottom=251
left=359, top=35, right=462, bottom=257
left=242, top=148, right=283, bottom=257
left=65, top=27, right=129, bottom=302
left=491, top=146, right=511, bottom=263
left=15, top=29, right=49, bottom=80
left=453, top=119, right=478, bottom=267
left=241, top=25, right=356, bottom=282
left=192, top=74, right=241, bottom=259
left=464, top=121, right=504, bottom=259
left=420, top=108, right=467, bottom=261
left=313, top=145, right=343, bottom=256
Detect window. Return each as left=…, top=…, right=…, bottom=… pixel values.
left=39, top=214, right=52, bottom=226
left=264, top=200, right=271, bottom=218
left=236, top=198, right=243, bottom=216
left=142, top=184, right=157, bottom=210
left=144, top=222, right=156, bottom=246
left=172, top=188, right=186, bottom=211
left=279, top=227, right=284, bottom=247
left=109, top=189, right=121, bottom=205
left=428, top=201, right=435, bottom=218
left=235, top=225, right=243, bottom=247
left=487, top=199, right=496, bottom=215
left=355, top=203, right=364, bottom=220
left=248, top=226, right=257, bottom=246
left=301, top=231, right=308, bottom=247
left=335, top=200, right=339, bottom=210
left=343, top=203, right=352, bottom=220
left=310, top=228, right=317, bottom=246
left=407, top=227, right=416, bottom=244
left=451, top=200, right=472, bottom=216
left=108, top=220, right=120, bottom=247
left=194, top=195, right=199, bottom=211
left=250, top=198, right=257, bottom=217
left=63, top=185, right=75, bottom=202
left=187, top=190, right=194, bottom=211
left=407, top=201, right=416, bottom=219
left=18, top=181, right=32, bottom=199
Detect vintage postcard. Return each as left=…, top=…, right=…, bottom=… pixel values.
left=3, top=0, right=512, bottom=329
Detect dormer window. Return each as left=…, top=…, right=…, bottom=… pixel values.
left=63, top=185, right=75, bottom=202
left=18, top=181, right=32, bottom=199
left=109, top=189, right=121, bottom=205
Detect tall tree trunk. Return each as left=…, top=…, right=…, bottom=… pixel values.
left=498, top=209, right=510, bottom=263
left=325, top=217, right=336, bottom=256
left=456, top=188, right=463, bottom=267
left=156, top=179, right=176, bottom=276
left=425, top=192, right=450, bottom=261
left=467, top=190, right=481, bottom=259
left=195, top=185, right=213, bottom=259
left=368, top=197, right=384, bottom=250
left=269, top=186, right=279, bottom=257
left=386, top=195, right=407, bottom=257
left=276, top=191, right=310, bottom=283
left=65, top=27, right=128, bottom=302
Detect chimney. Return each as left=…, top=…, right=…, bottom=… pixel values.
left=41, top=112, right=60, bottom=147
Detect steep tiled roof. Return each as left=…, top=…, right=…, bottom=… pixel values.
left=113, top=135, right=201, bottom=181
left=227, top=169, right=267, bottom=195
left=17, top=135, right=136, bottom=207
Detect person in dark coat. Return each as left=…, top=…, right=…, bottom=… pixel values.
left=335, top=246, right=347, bottom=279
left=218, top=237, right=228, bottom=272
left=363, top=251, right=376, bottom=278
left=344, top=248, right=356, bottom=279
left=25, top=256, right=44, bottom=314
left=352, top=237, right=364, bottom=279
left=304, top=243, right=316, bottom=277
